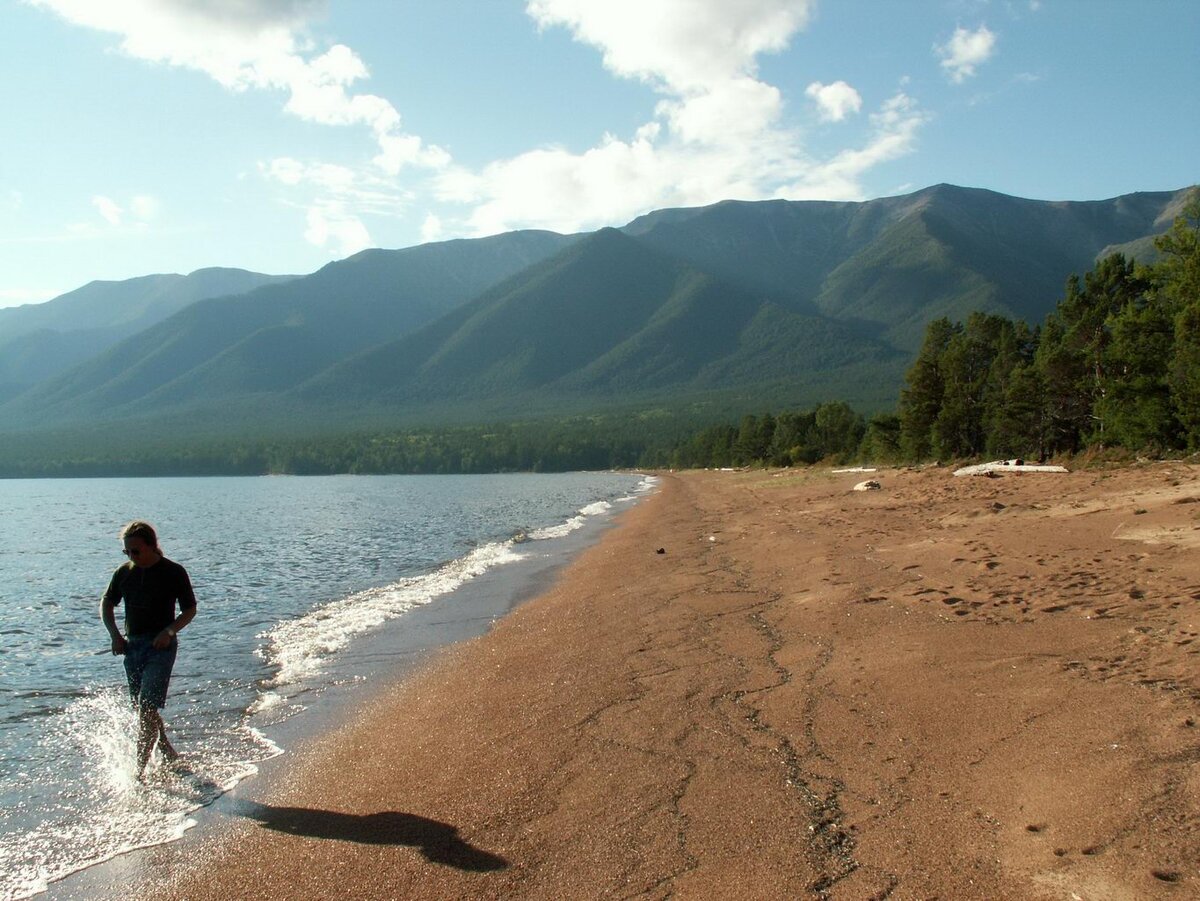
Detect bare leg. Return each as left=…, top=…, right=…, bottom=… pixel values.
left=157, top=721, right=180, bottom=762
left=135, top=706, right=163, bottom=777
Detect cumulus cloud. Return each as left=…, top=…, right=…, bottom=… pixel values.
left=805, top=80, right=863, bottom=122
left=29, top=0, right=448, bottom=173
left=90, top=192, right=161, bottom=226
left=778, top=92, right=930, bottom=200
left=30, top=0, right=450, bottom=256
left=936, top=25, right=997, bottom=83
left=35, top=0, right=932, bottom=251
left=92, top=195, right=123, bottom=225
left=434, top=0, right=923, bottom=237
left=259, top=156, right=416, bottom=255
left=419, top=213, right=443, bottom=244
left=304, top=201, right=371, bottom=257
left=129, top=194, right=161, bottom=220
left=528, top=0, right=810, bottom=88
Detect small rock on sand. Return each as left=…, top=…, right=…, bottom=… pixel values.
left=853, top=479, right=882, bottom=491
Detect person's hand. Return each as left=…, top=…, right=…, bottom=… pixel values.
left=152, top=629, right=174, bottom=650
left=110, top=634, right=127, bottom=656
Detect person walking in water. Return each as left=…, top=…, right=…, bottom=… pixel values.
left=100, top=521, right=197, bottom=777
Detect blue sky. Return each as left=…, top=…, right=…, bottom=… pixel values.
left=2, top=0, right=1197, bottom=308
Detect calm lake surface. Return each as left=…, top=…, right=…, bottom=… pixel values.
left=0, top=472, right=652, bottom=899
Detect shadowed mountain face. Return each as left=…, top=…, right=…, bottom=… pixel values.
left=1, top=183, right=1192, bottom=431
left=299, top=228, right=898, bottom=409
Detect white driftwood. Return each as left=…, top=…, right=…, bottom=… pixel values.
left=953, top=460, right=1069, bottom=477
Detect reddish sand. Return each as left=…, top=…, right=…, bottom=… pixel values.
left=137, top=464, right=1198, bottom=899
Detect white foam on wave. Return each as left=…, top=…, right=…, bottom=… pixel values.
left=527, top=499, right=614, bottom=540
left=526, top=517, right=584, bottom=541
left=259, top=540, right=526, bottom=688
left=613, top=474, right=661, bottom=504
left=1, top=688, right=277, bottom=901
left=259, top=483, right=650, bottom=687
left=246, top=691, right=284, bottom=716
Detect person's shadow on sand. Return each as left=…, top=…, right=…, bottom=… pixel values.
left=235, top=801, right=508, bottom=872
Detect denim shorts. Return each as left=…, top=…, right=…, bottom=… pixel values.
left=124, top=636, right=177, bottom=710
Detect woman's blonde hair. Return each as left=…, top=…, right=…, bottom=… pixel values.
left=119, top=520, right=158, bottom=547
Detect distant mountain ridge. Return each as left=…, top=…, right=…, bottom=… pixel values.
left=1, top=183, right=1193, bottom=434
left=0, top=268, right=296, bottom=399
left=0, top=267, right=297, bottom=338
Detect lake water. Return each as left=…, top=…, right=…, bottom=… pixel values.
left=0, top=472, right=652, bottom=899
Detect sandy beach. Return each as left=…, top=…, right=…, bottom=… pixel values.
left=128, top=464, right=1199, bottom=900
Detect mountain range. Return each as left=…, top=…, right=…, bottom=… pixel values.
left=0, top=268, right=296, bottom=401
left=1, top=183, right=1193, bottom=441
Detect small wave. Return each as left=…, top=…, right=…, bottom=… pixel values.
left=527, top=515, right=585, bottom=541
left=246, top=691, right=284, bottom=716
left=258, top=540, right=526, bottom=689
left=0, top=689, right=276, bottom=901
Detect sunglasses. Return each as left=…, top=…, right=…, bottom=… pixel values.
left=122, top=547, right=149, bottom=557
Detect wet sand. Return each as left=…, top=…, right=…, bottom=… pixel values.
left=142, top=465, right=1198, bottom=899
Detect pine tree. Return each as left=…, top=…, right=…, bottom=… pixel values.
left=932, top=313, right=1013, bottom=458
left=1154, top=196, right=1200, bottom=448
left=899, top=317, right=958, bottom=460
left=1095, top=291, right=1178, bottom=450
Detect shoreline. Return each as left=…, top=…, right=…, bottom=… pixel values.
left=58, top=465, right=1200, bottom=898
left=38, top=484, right=646, bottom=901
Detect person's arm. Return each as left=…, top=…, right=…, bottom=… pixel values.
left=100, top=570, right=126, bottom=656
left=152, top=601, right=196, bottom=649
left=153, top=566, right=197, bottom=649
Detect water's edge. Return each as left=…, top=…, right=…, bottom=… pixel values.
left=39, top=481, right=652, bottom=900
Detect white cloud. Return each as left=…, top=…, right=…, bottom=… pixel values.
left=34, top=0, right=931, bottom=252
left=304, top=202, right=371, bottom=257
left=528, top=0, right=811, bottom=89
left=29, top=0, right=448, bottom=173
left=129, top=194, right=160, bottom=221
left=777, top=92, right=930, bottom=200
left=261, top=157, right=411, bottom=256
left=936, top=25, right=997, bottom=84
left=90, top=192, right=161, bottom=226
left=92, top=195, right=123, bottom=225
left=29, top=0, right=447, bottom=257
left=419, top=214, right=443, bottom=244
left=432, top=0, right=923, bottom=237
left=805, top=80, right=863, bottom=122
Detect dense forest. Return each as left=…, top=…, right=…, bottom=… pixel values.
left=0, top=402, right=868, bottom=477
left=895, top=198, right=1200, bottom=462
